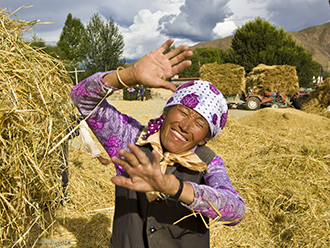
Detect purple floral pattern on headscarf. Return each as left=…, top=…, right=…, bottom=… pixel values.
left=177, top=81, right=194, bottom=90
left=166, top=97, right=174, bottom=105
left=87, top=118, right=104, bottom=130
left=210, top=84, right=220, bottom=95
left=180, top=93, right=199, bottom=109
left=220, top=111, right=228, bottom=129
left=143, top=116, right=164, bottom=139
left=212, top=114, right=218, bottom=125
left=164, top=80, right=228, bottom=138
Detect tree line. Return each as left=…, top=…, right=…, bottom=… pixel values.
left=31, top=15, right=328, bottom=88
left=30, top=13, right=125, bottom=82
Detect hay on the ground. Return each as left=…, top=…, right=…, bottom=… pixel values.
left=245, top=64, right=299, bottom=94
left=209, top=108, right=330, bottom=247
left=200, top=62, right=246, bottom=95
left=0, top=6, right=75, bottom=247
left=302, top=78, right=330, bottom=118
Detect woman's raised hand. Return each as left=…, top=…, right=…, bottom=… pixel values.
left=132, top=39, right=193, bottom=92
left=103, top=39, right=193, bottom=92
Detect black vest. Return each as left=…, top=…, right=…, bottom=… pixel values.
left=110, top=144, right=216, bottom=248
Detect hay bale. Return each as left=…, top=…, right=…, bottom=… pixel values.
left=0, top=7, right=75, bottom=246
left=302, top=78, right=330, bottom=118
left=200, top=62, right=246, bottom=95
left=246, top=64, right=299, bottom=95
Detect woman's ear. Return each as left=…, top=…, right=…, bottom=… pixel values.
left=162, top=111, right=167, bottom=119
left=162, top=107, right=171, bottom=119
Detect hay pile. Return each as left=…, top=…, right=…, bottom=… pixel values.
left=209, top=108, right=330, bottom=247
left=200, top=62, right=246, bottom=95
left=0, top=7, right=75, bottom=246
left=245, top=64, right=299, bottom=94
left=302, top=78, right=330, bottom=118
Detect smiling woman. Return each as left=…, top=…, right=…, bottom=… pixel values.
left=159, top=104, right=210, bottom=154
left=71, top=39, right=246, bottom=248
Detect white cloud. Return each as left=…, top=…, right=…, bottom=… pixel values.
left=1, top=0, right=329, bottom=61
left=213, top=20, right=237, bottom=38
left=120, top=9, right=169, bottom=60
left=159, top=0, right=233, bottom=41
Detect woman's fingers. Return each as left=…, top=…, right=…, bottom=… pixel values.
left=111, top=175, right=133, bottom=188
left=151, top=150, right=161, bottom=168
left=114, top=143, right=153, bottom=169
left=166, top=45, right=193, bottom=65
left=172, top=60, right=192, bottom=76
left=127, top=143, right=152, bottom=165
left=158, top=38, right=193, bottom=67
left=157, top=38, right=174, bottom=54
left=112, top=156, right=133, bottom=172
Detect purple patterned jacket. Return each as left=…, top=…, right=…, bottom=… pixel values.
left=71, top=72, right=246, bottom=223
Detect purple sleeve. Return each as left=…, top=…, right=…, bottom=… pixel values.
left=185, top=156, right=246, bottom=225
left=71, top=72, right=142, bottom=175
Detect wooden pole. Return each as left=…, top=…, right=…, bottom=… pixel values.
left=68, top=68, right=85, bottom=85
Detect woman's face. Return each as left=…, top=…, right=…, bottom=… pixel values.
left=160, top=105, right=210, bottom=154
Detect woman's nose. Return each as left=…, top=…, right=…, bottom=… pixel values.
left=179, top=117, right=193, bottom=132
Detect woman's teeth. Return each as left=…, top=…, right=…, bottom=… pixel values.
left=172, top=129, right=187, bottom=141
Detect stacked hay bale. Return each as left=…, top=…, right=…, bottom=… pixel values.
left=200, top=62, right=246, bottom=95
left=302, top=78, right=330, bottom=118
left=0, top=7, right=75, bottom=246
left=245, top=64, right=299, bottom=94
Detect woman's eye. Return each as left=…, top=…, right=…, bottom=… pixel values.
left=195, top=121, right=204, bottom=128
left=179, top=109, right=188, bottom=116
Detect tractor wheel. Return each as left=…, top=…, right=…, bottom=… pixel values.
left=245, top=97, right=261, bottom=110
left=292, top=95, right=308, bottom=109
left=271, top=103, right=279, bottom=108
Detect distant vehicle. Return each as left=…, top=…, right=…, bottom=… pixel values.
left=226, top=90, right=310, bottom=111
left=245, top=91, right=288, bottom=110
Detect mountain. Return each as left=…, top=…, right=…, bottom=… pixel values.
left=190, top=22, right=330, bottom=72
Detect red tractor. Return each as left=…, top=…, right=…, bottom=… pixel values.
left=245, top=91, right=288, bottom=110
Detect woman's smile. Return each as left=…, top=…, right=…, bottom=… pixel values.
left=170, top=128, right=188, bottom=142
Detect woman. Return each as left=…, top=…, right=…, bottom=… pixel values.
left=71, top=39, right=245, bottom=248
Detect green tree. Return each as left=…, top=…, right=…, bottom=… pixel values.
left=226, top=17, right=320, bottom=88
left=57, top=13, right=85, bottom=65
left=321, top=69, right=330, bottom=81
left=81, top=13, right=125, bottom=76
left=29, top=34, right=63, bottom=59
left=179, top=47, right=225, bottom=78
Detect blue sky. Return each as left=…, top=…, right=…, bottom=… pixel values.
left=1, top=0, right=329, bottom=61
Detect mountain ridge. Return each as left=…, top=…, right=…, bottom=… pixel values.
left=190, top=22, right=330, bottom=72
